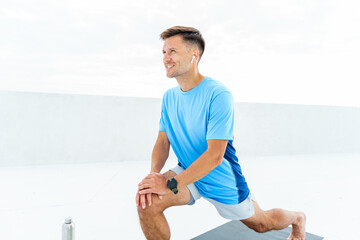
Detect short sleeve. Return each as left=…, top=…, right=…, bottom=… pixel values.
left=206, top=91, right=234, bottom=140
left=159, top=97, right=166, bottom=132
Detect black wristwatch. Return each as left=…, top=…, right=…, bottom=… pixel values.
left=167, top=177, right=178, bottom=194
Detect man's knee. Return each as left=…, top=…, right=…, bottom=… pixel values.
left=137, top=193, right=168, bottom=218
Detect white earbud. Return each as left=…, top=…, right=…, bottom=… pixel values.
left=191, top=55, right=195, bottom=64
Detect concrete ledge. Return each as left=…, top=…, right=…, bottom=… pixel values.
left=1, top=90, right=360, bottom=166
left=235, top=102, right=360, bottom=156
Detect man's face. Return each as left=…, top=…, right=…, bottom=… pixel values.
left=162, top=35, right=193, bottom=78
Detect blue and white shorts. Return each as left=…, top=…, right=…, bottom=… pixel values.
left=170, top=165, right=256, bottom=220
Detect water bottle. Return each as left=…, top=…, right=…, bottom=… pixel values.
left=62, top=217, right=75, bottom=240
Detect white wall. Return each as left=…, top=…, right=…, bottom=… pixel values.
left=0, top=91, right=160, bottom=166
left=234, top=103, right=360, bottom=156
left=1, top=91, right=360, bottom=166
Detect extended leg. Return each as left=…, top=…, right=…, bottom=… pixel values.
left=241, top=201, right=306, bottom=240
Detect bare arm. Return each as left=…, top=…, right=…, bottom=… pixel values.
left=136, top=131, right=170, bottom=209
left=174, top=139, right=227, bottom=188
left=138, top=139, right=228, bottom=195
left=150, top=131, right=170, bottom=173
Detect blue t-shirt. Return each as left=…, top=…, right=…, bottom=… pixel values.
left=159, top=76, right=249, bottom=204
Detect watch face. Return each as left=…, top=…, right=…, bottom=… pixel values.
left=167, top=177, right=178, bottom=189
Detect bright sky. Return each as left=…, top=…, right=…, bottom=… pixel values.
left=1, top=0, right=359, bottom=107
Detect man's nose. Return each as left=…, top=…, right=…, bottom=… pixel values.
left=163, top=53, right=171, bottom=62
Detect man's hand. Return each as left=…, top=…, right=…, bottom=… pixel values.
left=136, top=191, right=153, bottom=209
left=138, top=172, right=171, bottom=196
left=136, top=173, right=167, bottom=209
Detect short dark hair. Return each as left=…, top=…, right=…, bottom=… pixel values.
left=160, top=26, right=205, bottom=59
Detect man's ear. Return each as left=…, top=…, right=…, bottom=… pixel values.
left=192, top=49, right=200, bottom=63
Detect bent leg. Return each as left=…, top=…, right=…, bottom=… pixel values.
left=137, top=170, right=191, bottom=240
left=241, top=201, right=306, bottom=240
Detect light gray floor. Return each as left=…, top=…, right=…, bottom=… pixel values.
left=0, top=153, right=359, bottom=240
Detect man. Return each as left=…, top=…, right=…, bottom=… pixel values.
left=136, top=26, right=306, bottom=240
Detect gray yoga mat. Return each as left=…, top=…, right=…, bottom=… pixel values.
left=191, top=220, right=323, bottom=240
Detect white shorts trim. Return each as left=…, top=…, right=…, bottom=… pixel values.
left=169, top=164, right=256, bottom=220
left=205, top=192, right=256, bottom=220
left=169, top=165, right=202, bottom=205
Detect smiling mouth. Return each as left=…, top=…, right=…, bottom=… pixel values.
left=166, top=65, right=175, bottom=70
